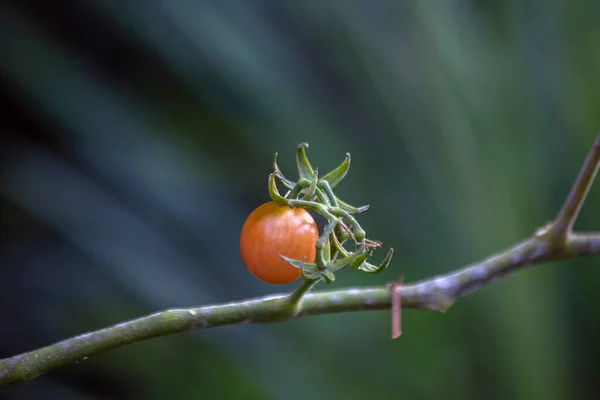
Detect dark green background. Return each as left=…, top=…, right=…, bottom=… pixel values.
left=1, top=1, right=599, bottom=399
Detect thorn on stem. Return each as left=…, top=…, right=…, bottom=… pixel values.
left=535, top=222, right=554, bottom=237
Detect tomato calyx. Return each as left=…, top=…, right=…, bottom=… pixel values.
left=269, top=143, right=394, bottom=284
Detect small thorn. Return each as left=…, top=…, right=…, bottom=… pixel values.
left=535, top=221, right=554, bottom=237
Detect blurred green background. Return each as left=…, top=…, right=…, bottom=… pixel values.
left=1, top=1, right=599, bottom=399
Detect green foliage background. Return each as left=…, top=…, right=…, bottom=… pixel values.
left=1, top=1, right=599, bottom=399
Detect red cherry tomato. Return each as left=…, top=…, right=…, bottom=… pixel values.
left=240, top=202, right=319, bottom=284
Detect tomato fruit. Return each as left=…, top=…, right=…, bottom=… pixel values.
left=240, top=202, right=319, bottom=284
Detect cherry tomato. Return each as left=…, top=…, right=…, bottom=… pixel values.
left=240, top=202, right=318, bottom=284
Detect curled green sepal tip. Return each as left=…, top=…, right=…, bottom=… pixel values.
left=296, top=143, right=314, bottom=180
left=273, top=153, right=295, bottom=190
left=268, top=173, right=288, bottom=205
left=358, top=248, right=394, bottom=274
left=321, top=153, right=351, bottom=189
left=280, top=255, right=321, bottom=281
left=327, top=247, right=370, bottom=273
left=337, top=198, right=369, bottom=214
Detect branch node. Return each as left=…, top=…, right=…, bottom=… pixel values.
left=534, top=222, right=554, bottom=237
left=286, top=278, right=318, bottom=312
left=549, top=133, right=600, bottom=239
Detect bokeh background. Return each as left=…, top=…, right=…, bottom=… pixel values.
left=1, top=1, right=599, bottom=399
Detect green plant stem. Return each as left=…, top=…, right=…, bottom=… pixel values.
left=1, top=133, right=599, bottom=387
left=287, top=278, right=318, bottom=306
left=1, top=233, right=598, bottom=386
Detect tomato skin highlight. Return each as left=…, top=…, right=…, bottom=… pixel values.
left=240, top=202, right=319, bottom=284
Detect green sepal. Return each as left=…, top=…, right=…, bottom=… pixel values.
left=321, top=236, right=331, bottom=264
left=349, top=249, right=373, bottom=270
left=321, top=152, right=350, bottom=189
left=334, top=224, right=351, bottom=244
left=327, top=247, right=370, bottom=272
left=331, top=228, right=349, bottom=256
left=302, top=263, right=321, bottom=280
left=268, top=173, right=287, bottom=205
left=337, top=198, right=369, bottom=214
left=296, top=143, right=314, bottom=180
left=280, top=255, right=308, bottom=269
left=315, top=222, right=337, bottom=269
left=319, top=268, right=336, bottom=283
left=273, top=153, right=296, bottom=190
left=358, top=248, right=394, bottom=274
left=329, top=244, right=338, bottom=263
left=280, top=256, right=321, bottom=280
left=301, top=169, right=319, bottom=200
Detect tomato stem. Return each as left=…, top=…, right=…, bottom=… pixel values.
left=272, top=143, right=394, bottom=281
left=287, top=278, right=318, bottom=307
left=317, top=180, right=339, bottom=207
